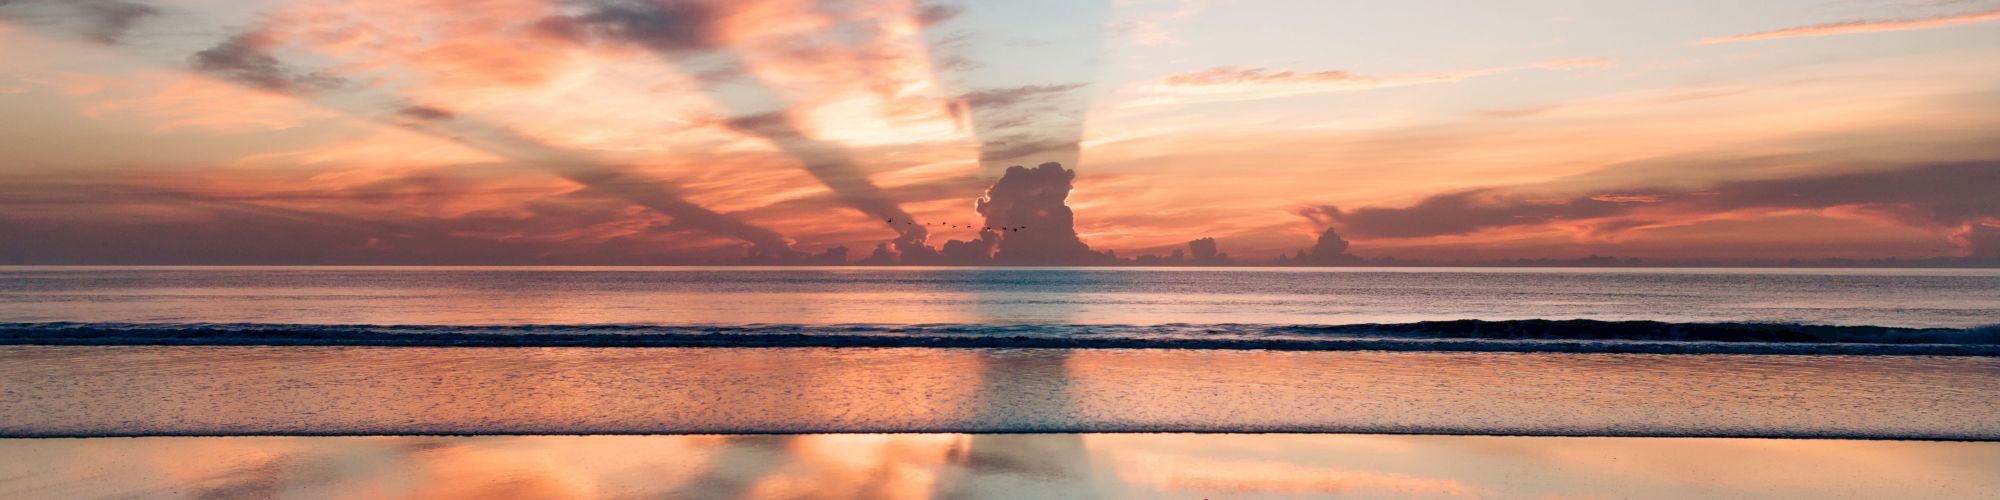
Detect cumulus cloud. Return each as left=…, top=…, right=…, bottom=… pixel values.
left=1699, top=7, right=2000, bottom=44
left=1302, top=227, right=1357, bottom=265
left=1305, top=162, right=2000, bottom=256
left=1187, top=236, right=1218, bottom=260
left=972, top=162, right=1114, bottom=264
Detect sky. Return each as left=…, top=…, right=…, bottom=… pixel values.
left=1, top=0, right=1997, bottom=264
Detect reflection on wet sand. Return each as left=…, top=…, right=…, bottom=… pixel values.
left=934, top=277, right=1099, bottom=499
left=937, top=351, right=1096, bottom=499
left=8, top=346, right=1997, bottom=438
left=3, top=433, right=1997, bottom=499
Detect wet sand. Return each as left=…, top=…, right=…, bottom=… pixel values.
left=4, top=346, right=1996, bottom=439
left=2, top=433, right=1996, bottom=499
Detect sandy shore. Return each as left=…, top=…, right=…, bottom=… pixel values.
left=3, top=433, right=1997, bottom=499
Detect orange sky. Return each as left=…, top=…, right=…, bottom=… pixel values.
left=1, top=0, right=1997, bottom=264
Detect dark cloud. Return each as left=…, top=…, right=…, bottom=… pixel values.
left=0, top=0, right=158, bottom=44
left=1299, top=228, right=1358, bottom=265
left=1302, top=188, right=1628, bottom=238
left=914, top=4, right=961, bottom=27
left=805, top=245, right=849, bottom=265
left=1956, top=223, right=2000, bottom=259
left=1187, top=237, right=1217, bottom=259
left=76, top=0, right=157, bottom=44
left=397, top=105, right=456, bottom=122
left=976, top=162, right=1113, bottom=264
left=190, top=31, right=346, bottom=93
left=881, top=162, right=1114, bottom=265
left=1185, top=237, right=1228, bottom=264
left=1305, top=162, right=2000, bottom=255
left=0, top=177, right=771, bottom=265
left=565, top=0, right=719, bottom=53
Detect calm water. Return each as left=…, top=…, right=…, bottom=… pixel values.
left=1, top=266, right=1996, bottom=327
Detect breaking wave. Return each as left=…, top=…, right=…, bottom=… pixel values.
left=2, top=320, right=1996, bottom=355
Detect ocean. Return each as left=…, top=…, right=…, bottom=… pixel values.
left=1, top=266, right=1996, bottom=439
left=4, top=266, right=1995, bottom=327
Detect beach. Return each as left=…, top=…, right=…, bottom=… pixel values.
left=5, top=433, right=1998, bottom=499
left=1, top=267, right=1996, bottom=497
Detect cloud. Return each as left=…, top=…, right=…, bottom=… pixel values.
left=723, top=111, right=928, bottom=243
left=1302, top=227, right=1357, bottom=265
left=557, top=0, right=721, bottom=54
left=552, top=1, right=938, bottom=246
left=921, top=1, right=1110, bottom=172
left=914, top=4, right=960, bottom=27
left=1124, top=58, right=1608, bottom=107
left=950, top=83, right=1093, bottom=168
left=1128, top=61, right=1576, bottom=108
left=0, top=0, right=158, bottom=44
left=75, top=0, right=155, bottom=44
left=973, top=162, right=1114, bottom=264
left=1158, top=66, right=1487, bottom=90
left=0, top=173, right=792, bottom=264
left=165, top=20, right=802, bottom=257
left=397, top=105, right=455, bottom=122
left=958, top=83, right=1090, bottom=109
left=1302, top=189, right=1629, bottom=239
left=1534, top=56, right=1614, bottom=69
left=1699, top=7, right=2000, bottom=44
left=1958, top=222, right=2000, bottom=259
left=190, top=30, right=347, bottom=93
left=1304, top=162, right=2000, bottom=255
left=1185, top=236, right=1225, bottom=263
left=80, top=74, right=341, bottom=131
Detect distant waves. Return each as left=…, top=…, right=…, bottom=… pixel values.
left=2, top=320, right=1996, bottom=355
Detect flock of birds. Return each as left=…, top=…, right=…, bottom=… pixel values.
left=886, top=219, right=1027, bottom=232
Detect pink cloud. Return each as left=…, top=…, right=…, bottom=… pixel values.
left=1125, top=57, right=1609, bottom=106
left=1699, top=7, right=2000, bottom=44
left=1535, top=56, right=1614, bottom=69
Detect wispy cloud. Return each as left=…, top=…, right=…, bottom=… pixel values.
left=1699, top=7, right=2000, bottom=44
left=1121, top=58, right=1609, bottom=107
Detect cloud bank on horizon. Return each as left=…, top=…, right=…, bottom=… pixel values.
left=1, top=0, right=1998, bottom=264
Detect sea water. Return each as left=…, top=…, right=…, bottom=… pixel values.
left=0, top=266, right=1996, bottom=438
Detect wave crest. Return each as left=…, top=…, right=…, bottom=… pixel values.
left=2, top=320, right=1996, bottom=355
